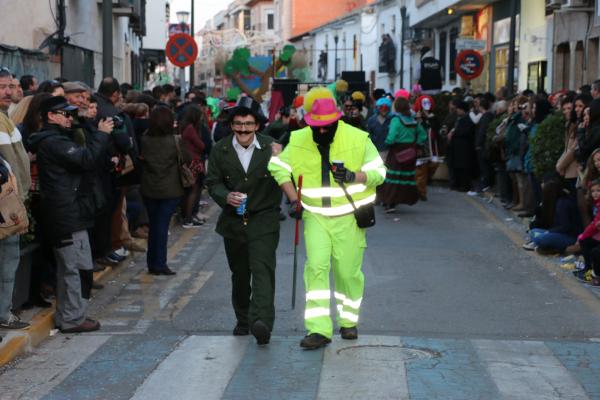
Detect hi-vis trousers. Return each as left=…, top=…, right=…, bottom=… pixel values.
left=303, top=211, right=366, bottom=339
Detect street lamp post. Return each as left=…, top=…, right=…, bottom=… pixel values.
left=334, top=33, right=339, bottom=79
left=190, top=0, right=195, bottom=88
left=176, top=10, right=190, bottom=100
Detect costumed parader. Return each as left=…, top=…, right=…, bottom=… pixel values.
left=268, top=87, right=386, bottom=350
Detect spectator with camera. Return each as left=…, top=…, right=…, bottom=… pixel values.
left=28, top=96, right=113, bottom=333
left=94, top=77, right=143, bottom=265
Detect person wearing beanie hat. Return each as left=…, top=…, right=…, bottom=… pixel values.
left=367, top=97, right=394, bottom=154
left=394, top=89, right=410, bottom=100
left=268, top=87, right=386, bottom=350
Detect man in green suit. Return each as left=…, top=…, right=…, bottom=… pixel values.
left=206, top=97, right=282, bottom=345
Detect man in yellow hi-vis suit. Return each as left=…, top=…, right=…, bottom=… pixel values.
left=268, top=88, right=386, bottom=349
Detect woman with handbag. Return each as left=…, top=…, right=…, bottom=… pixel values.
left=378, top=97, right=427, bottom=212
left=180, top=105, right=206, bottom=228
left=140, top=106, right=190, bottom=275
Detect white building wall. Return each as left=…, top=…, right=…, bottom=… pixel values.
left=376, top=4, right=403, bottom=91
left=518, top=0, right=547, bottom=91
left=144, top=0, right=169, bottom=50
left=361, top=11, right=379, bottom=88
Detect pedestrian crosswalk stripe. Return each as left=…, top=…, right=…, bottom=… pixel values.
left=222, top=337, right=323, bottom=400
left=473, top=339, right=590, bottom=400
left=131, top=336, right=248, bottom=400
left=317, top=335, right=409, bottom=399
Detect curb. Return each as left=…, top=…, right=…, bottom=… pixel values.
left=0, top=266, right=115, bottom=368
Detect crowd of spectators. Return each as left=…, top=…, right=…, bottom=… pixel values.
left=4, top=66, right=600, bottom=340
left=0, top=69, right=212, bottom=337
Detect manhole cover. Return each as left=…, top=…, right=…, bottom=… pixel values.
left=337, top=345, right=440, bottom=362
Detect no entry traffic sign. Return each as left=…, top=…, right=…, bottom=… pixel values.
left=454, top=50, right=484, bottom=81
left=166, top=33, right=198, bottom=68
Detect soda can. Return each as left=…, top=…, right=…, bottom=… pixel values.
left=236, top=193, right=248, bottom=215
left=332, top=160, right=344, bottom=172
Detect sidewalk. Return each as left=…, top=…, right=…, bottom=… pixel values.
left=0, top=258, right=125, bottom=367
left=0, top=205, right=213, bottom=368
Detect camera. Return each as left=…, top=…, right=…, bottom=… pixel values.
left=111, top=115, right=125, bottom=130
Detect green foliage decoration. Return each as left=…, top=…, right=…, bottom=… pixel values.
left=531, top=112, right=566, bottom=177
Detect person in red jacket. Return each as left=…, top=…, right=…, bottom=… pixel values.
left=180, top=105, right=206, bottom=228
left=573, top=179, right=600, bottom=284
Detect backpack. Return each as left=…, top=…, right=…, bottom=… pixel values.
left=0, top=164, right=29, bottom=240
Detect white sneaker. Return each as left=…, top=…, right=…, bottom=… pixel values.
left=467, top=191, right=478, bottom=196
left=114, top=248, right=130, bottom=257
left=522, top=241, right=536, bottom=251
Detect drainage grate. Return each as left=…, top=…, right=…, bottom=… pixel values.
left=337, top=345, right=440, bottom=362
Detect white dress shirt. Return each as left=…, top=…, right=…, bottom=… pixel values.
left=232, top=134, right=261, bottom=173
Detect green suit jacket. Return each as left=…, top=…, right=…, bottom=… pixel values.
left=206, top=133, right=282, bottom=241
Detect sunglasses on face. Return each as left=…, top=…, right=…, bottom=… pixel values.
left=52, top=110, right=73, bottom=118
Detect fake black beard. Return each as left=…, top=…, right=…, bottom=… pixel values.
left=311, top=121, right=338, bottom=146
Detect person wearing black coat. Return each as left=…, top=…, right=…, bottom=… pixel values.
left=475, top=98, right=495, bottom=192
left=448, top=101, right=477, bottom=191
left=28, top=96, right=113, bottom=333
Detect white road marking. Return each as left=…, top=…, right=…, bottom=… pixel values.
left=130, top=336, right=248, bottom=400
left=473, top=339, right=590, bottom=400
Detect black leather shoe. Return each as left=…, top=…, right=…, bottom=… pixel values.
left=233, top=323, right=249, bottom=336
left=339, top=326, right=358, bottom=340
left=300, top=333, right=331, bottom=350
left=251, top=320, right=270, bottom=345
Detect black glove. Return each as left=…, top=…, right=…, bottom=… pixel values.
left=288, top=200, right=303, bottom=220
left=332, top=165, right=356, bottom=184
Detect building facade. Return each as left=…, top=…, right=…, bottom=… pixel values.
left=0, top=0, right=146, bottom=88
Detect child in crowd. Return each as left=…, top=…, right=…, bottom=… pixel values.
left=573, top=179, right=600, bottom=284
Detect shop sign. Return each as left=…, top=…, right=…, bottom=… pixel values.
left=456, top=39, right=486, bottom=51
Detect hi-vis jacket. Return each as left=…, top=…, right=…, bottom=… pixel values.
left=268, top=120, right=386, bottom=216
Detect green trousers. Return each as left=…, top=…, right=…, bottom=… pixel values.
left=224, top=231, right=279, bottom=331
left=303, top=212, right=366, bottom=339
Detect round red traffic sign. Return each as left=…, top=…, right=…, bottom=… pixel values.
left=454, top=50, right=484, bottom=81
left=166, top=33, right=198, bottom=68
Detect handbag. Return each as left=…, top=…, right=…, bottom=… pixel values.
left=0, top=169, right=29, bottom=240
left=174, top=135, right=196, bottom=188
left=338, top=181, right=376, bottom=228
left=393, top=120, right=418, bottom=165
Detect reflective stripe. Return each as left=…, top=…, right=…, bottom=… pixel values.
left=373, top=167, right=387, bottom=179
left=362, top=158, right=386, bottom=179
left=361, top=158, right=384, bottom=171
left=269, top=156, right=292, bottom=173
left=306, top=290, right=331, bottom=301
left=302, top=194, right=376, bottom=216
left=302, top=184, right=367, bottom=199
left=334, top=292, right=362, bottom=309
left=338, top=310, right=359, bottom=323
left=304, top=307, right=330, bottom=319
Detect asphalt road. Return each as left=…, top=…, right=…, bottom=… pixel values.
left=2, top=186, right=600, bottom=399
